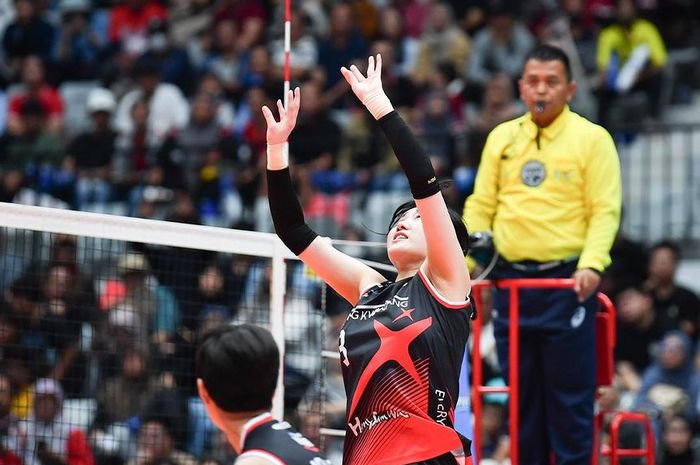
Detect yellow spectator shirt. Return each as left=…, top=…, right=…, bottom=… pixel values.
left=464, top=106, right=621, bottom=272
left=597, top=19, right=667, bottom=71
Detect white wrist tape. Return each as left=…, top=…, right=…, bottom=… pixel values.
left=267, top=142, right=288, bottom=170
left=362, top=89, right=394, bottom=120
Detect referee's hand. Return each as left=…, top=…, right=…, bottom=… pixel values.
left=572, top=268, right=601, bottom=302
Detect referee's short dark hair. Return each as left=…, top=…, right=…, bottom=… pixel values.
left=196, top=324, right=280, bottom=413
left=525, top=44, right=573, bottom=82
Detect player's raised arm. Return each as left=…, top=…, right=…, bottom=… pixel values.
left=263, top=88, right=385, bottom=305
left=341, top=55, right=471, bottom=302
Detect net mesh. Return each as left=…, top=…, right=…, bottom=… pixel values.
left=0, top=211, right=332, bottom=465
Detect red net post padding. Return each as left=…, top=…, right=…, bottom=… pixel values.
left=470, top=279, right=617, bottom=465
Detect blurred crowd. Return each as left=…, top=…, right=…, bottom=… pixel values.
left=0, top=0, right=699, bottom=464
left=0, top=0, right=698, bottom=231
left=0, top=230, right=336, bottom=465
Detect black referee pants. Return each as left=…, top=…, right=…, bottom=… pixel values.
left=492, top=260, right=597, bottom=465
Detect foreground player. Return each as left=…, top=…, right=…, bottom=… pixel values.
left=263, top=55, right=473, bottom=465
left=196, top=324, right=330, bottom=465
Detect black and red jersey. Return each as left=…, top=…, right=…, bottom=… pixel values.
left=238, top=413, right=331, bottom=465
left=339, top=269, right=472, bottom=465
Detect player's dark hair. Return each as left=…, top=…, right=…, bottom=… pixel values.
left=525, top=44, right=573, bottom=82
left=196, top=324, right=279, bottom=413
left=651, top=240, right=681, bottom=261
left=389, top=199, right=470, bottom=256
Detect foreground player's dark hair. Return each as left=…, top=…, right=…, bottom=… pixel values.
left=389, top=200, right=470, bottom=256
left=525, top=44, right=573, bottom=82
left=196, top=324, right=280, bottom=413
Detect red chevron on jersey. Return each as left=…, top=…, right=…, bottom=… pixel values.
left=344, top=359, right=463, bottom=465
left=347, top=317, right=432, bottom=418
left=340, top=273, right=472, bottom=465
left=392, top=307, right=416, bottom=322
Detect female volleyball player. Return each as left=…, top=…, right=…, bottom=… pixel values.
left=263, top=54, right=473, bottom=465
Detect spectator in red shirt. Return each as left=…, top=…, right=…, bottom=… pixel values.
left=213, top=0, right=266, bottom=53
left=109, top=0, right=167, bottom=57
left=7, top=56, right=64, bottom=135
left=395, top=0, right=430, bottom=38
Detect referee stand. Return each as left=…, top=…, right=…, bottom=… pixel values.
left=470, top=279, right=656, bottom=465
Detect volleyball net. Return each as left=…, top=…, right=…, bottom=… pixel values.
left=0, top=202, right=357, bottom=464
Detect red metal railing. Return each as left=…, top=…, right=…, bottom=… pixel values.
left=470, top=278, right=617, bottom=465
left=594, top=410, right=656, bottom=465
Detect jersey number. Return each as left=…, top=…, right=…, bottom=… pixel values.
left=339, top=330, right=350, bottom=367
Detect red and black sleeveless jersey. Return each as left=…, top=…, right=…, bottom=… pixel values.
left=339, top=269, right=472, bottom=465
left=239, top=413, right=331, bottom=465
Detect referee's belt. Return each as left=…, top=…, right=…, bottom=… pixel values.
left=501, top=256, right=578, bottom=273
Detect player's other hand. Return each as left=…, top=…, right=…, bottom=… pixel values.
left=262, top=87, right=300, bottom=146
left=341, top=54, right=384, bottom=103
left=341, top=55, right=394, bottom=120
left=572, top=268, right=601, bottom=302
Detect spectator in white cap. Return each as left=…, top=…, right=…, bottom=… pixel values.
left=93, top=302, right=148, bottom=381
left=20, top=378, right=95, bottom=465
left=116, top=252, right=180, bottom=355
left=64, top=87, right=117, bottom=210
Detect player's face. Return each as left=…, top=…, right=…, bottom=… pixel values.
left=387, top=207, right=428, bottom=271
left=519, top=59, right=576, bottom=126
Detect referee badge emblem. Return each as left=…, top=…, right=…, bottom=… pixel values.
left=521, top=160, right=546, bottom=187
left=570, top=306, right=586, bottom=328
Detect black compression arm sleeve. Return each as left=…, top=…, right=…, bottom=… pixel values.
left=266, top=168, right=318, bottom=255
left=377, top=110, right=440, bottom=199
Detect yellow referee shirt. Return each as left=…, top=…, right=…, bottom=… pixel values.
left=464, top=106, right=621, bottom=272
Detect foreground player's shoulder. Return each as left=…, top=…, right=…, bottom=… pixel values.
left=237, top=449, right=330, bottom=465
left=236, top=453, right=282, bottom=465
left=415, top=269, right=471, bottom=310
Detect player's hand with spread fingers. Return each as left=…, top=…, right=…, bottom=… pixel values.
left=261, top=87, right=300, bottom=170
left=341, top=54, right=394, bottom=120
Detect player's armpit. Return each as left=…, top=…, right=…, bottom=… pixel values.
left=299, top=237, right=386, bottom=306
left=235, top=453, right=281, bottom=465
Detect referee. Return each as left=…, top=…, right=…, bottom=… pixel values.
left=464, top=44, right=621, bottom=465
